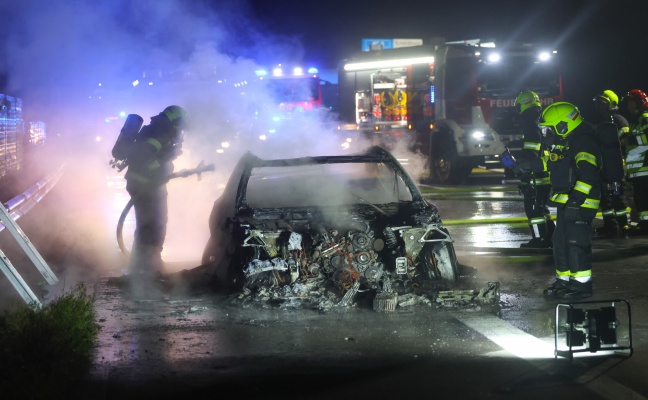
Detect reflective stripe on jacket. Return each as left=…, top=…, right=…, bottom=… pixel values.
left=626, top=112, right=648, bottom=178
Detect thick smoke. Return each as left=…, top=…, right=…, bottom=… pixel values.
left=0, top=0, right=348, bottom=279
left=0, top=1, right=426, bottom=284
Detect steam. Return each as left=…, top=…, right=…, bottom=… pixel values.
left=0, top=0, right=427, bottom=282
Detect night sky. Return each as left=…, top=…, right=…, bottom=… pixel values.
left=1, top=0, right=647, bottom=128
left=248, top=0, right=648, bottom=112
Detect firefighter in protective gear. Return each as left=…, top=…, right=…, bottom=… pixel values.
left=514, top=90, right=554, bottom=248
left=538, top=102, right=601, bottom=299
left=592, top=90, right=631, bottom=237
left=124, top=105, right=188, bottom=291
left=622, top=89, right=648, bottom=235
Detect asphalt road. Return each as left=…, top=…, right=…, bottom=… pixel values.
left=2, top=166, right=648, bottom=399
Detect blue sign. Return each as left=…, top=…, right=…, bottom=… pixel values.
left=361, top=38, right=394, bottom=52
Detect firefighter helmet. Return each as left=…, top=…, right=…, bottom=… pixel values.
left=539, top=102, right=583, bottom=138
left=594, top=90, right=619, bottom=111
left=625, top=89, right=648, bottom=111
left=163, top=105, right=189, bottom=129
left=515, top=90, right=541, bottom=114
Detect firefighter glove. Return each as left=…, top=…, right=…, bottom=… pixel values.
left=564, top=199, right=581, bottom=222
left=513, top=157, right=531, bottom=176
left=564, top=200, right=596, bottom=223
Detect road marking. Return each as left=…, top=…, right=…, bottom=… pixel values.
left=455, top=312, right=646, bottom=400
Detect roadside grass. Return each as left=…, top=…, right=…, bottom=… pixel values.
left=0, top=282, right=98, bottom=399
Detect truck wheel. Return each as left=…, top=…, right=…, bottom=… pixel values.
left=432, top=141, right=466, bottom=184
left=419, top=241, right=458, bottom=283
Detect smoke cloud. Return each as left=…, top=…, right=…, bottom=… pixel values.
left=0, top=0, right=427, bottom=286
left=0, top=0, right=347, bottom=280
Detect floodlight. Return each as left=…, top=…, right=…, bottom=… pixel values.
left=555, top=299, right=632, bottom=360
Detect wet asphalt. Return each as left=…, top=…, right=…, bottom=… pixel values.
left=2, top=168, right=648, bottom=399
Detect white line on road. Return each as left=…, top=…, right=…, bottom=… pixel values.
left=454, top=312, right=646, bottom=400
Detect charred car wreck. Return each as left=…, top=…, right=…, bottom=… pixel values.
left=200, top=146, right=459, bottom=311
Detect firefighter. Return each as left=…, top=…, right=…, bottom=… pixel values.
left=514, top=90, right=554, bottom=248
left=621, top=89, right=648, bottom=236
left=125, top=105, right=188, bottom=291
left=591, top=90, right=631, bottom=237
left=539, top=102, right=601, bottom=299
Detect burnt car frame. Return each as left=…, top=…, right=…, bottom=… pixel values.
left=200, top=146, right=458, bottom=309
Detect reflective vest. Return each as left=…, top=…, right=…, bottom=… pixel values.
left=626, top=112, right=648, bottom=179
left=521, top=139, right=551, bottom=186
left=548, top=143, right=601, bottom=210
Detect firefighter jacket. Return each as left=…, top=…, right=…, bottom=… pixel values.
left=545, top=122, right=602, bottom=210
left=612, top=113, right=630, bottom=140
left=125, top=113, right=183, bottom=188
left=519, top=108, right=550, bottom=186
left=625, top=111, right=648, bottom=179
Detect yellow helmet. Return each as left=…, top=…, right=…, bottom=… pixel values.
left=515, top=90, right=541, bottom=114
left=163, top=105, right=188, bottom=128
left=594, top=90, right=619, bottom=111
left=539, top=102, right=583, bottom=138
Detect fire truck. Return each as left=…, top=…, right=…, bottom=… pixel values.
left=255, top=65, right=324, bottom=113
left=337, top=39, right=563, bottom=183
left=242, top=64, right=341, bottom=147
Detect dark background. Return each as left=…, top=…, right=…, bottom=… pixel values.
left=0, top=0, right=646, bottom=131
left=248, top=0, right=648, bottom=116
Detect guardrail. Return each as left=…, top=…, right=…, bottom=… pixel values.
left=0, top=163, right=65, bottom=232
left=0, top=163, right=65, bottom=306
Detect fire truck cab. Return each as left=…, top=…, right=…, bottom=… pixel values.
left=338, top=39, right=562, bottom=183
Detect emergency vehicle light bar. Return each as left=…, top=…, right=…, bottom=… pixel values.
left=344, top=56, right=434, bottom=71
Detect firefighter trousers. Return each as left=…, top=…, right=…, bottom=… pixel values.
left=127, top=183, right=168, bottom=277
left=599, top=183, right=629, bottom=227
left=552, top=205, right=596, bottom=279
left=522, top=183, right=554, bottom=240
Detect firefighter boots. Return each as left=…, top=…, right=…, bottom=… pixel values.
left=557, top=280, right=593, bottom=299
left=543, top=279, right=593, bottom=299
left=542, top=279, right=570, bottom=297
left=520, top=218, right=553, bottom=248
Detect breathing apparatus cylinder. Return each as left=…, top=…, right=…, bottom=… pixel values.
left=596, top=122, right=624, bottom=184
left=111, top=114, right=144, bottom=160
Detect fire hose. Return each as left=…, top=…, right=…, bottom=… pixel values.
left=116, top=160, right=216, bottom=256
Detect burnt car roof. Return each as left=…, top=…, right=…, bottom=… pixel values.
left=233, top=145, right=425, bottom=212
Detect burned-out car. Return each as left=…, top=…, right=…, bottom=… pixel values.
left=200, top=146, right=458, bottom=310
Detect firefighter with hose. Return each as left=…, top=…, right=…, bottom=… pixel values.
left=113, top=105, right=189, bottom=296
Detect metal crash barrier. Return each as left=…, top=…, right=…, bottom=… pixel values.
left=0, top=164, right=65, bottom=306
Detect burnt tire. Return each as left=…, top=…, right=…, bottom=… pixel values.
left=420, top=241, right=458, bottom=283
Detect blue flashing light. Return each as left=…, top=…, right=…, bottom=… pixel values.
left=308, top=67, right=319, bottom=75
left=293, top=67, right=303, bottom=76
left=255, top=69, right=268, bottom=77
left=430, top=85, right=435, bottom=103
left=119, top=111, right=126, bottom=118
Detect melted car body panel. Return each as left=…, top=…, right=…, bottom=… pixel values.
left=202, top=146, right=458, bottom=309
